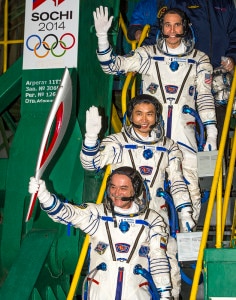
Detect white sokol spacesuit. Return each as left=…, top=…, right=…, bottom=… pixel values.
left=29, top=167, right=172, bottom=300
left=93, top=6, right=217, bottom=224
left=80, top=95, right=195, bottom=299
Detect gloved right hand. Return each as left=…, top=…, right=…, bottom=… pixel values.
left=29, top=177, right=52, bottom=205
left=85, top=106, right=102, bottom=146
left=178, top=206, right=196, bottom=232
left=93, top=6, right=113, bottom=51
left=204, top=124, right=218, bottom=151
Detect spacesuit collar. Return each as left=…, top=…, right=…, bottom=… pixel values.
left=131, top=127, right=156, bottom=142
left=163, top=40, right=186, bottom=55
left=114, top=202, right=139, bottom=215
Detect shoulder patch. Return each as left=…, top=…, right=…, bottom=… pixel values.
left=147, top=82, right=158, bottom=94
left=99, top=145, right=105, bottom=151
left=187, top=5, right=201, bottom=9
left=157, top=6, right=168, bottom=18
left=139, top=245, right=150, bottom=257
left=95, top=241, right=108, bottom=255
left=205, top=73, right=212, bottom=84
left=160, top=236, right=167, bottom=250
left=76, top=203, right=88, bottom=209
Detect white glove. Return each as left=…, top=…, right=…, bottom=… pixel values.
left=178, top=206, right=196, bottom=232
left=93, top=6, right=113, bottom=51
left=84, top=106, right=102, bottom=146
left=29, top=177, right=53, bottom=206
left=204, top=124, right=218, bottom=151
left=221, top=56, right=235, bottom=73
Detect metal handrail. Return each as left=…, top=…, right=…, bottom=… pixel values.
left=190, top=68, right=236, bottom=299
left=67, top=165, right=111, bottom=300
left=119, top=13, right=150, bottom=117
left=0, top=0, right=24, bottom=73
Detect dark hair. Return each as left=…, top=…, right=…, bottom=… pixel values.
left=126, top=94, right=162, bottom=122
left=106, top=166, right=144, bottom=198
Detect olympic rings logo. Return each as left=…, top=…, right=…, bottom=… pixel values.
left=26, top=33, right=76, bottom=58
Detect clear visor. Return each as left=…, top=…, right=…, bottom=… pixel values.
left=122, top=113, right=164, bottom=145
left=156, top=24, right=195, bottom=57
left=105, top=180, right=150, bottom=217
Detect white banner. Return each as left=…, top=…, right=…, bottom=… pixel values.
left=23, top=0, right=79, bottom=70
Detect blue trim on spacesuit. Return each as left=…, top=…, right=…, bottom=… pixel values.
left=48, top=202, right=65, bottom=216
left=177, top=141, right=196, bottom=153
left=97, top=46, right=112, bottom=55
left=82, top=142, right=99, bottom=156
left=41, top=194, right=58, bottom=211
left=101, top=216, right=150, bottom=227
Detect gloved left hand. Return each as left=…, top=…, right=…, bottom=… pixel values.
left=178, top=206, right=196, bottom=232
left=93, top=6, right=113, bottom=51
left=204, top=124, right=218, bottom=151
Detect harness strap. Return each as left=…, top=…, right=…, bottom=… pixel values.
left=153, top=46, right=198, bottom=104
left=104, top=204, right=117, bottom=261
left=150, top=136, right=167, bottom=188
left=122, top=131, right=136, bottom=169
left=126, top=208, right=151, bottom=263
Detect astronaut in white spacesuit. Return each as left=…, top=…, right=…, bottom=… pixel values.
left=80, top=94, right=195, bottom=299
left=29, top=166, right=173, bottom=300
left=93, top=6, right=218, bottom=225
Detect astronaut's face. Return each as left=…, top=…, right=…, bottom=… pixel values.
left=109, top=174, right=134, bottom=209
left=131, top=103, right=156, bottom=137
left=162, top=12, right=183, bottom=48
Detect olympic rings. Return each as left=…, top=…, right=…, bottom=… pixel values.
left=43, top=34, right=58, bottom=50
left=34, top=41, right=50, bottom=58
left=51, top=41, right=66, bottom=57
left=26, top=33, right=76, bottom=58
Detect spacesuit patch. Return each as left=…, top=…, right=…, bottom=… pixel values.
left=139, top=166, right=153, bottom=175
left=165, top=85, right=178, bottom=94
left=76, top=203, right=88, bottom=209
left=205, top=73, right=212, bottom=84
left=147, top=83, right=158, bottom=94
left=157, top=6, right=168, bottom=18
left=95, top=242, right=108, bottom=255
left=115, top=243, right=130, bottom=253
left=139, top=245, right=150, bottom=257
left=160, top=237, right=167, bottom=250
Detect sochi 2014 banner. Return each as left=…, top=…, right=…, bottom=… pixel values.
left=23, top=0, right=79, bottom=69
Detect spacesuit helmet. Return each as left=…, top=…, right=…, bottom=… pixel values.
left=156, top=8, right=195, bottom=57
left=124, top=94, right=164, bottom=144
left=105, top=166, right=149, bottom=216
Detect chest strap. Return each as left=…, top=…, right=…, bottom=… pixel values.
left=153, top=45, right=198, bottom=104
left=103, top=204, right=151, bottom=263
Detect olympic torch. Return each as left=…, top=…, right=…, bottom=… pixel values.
left=25, top=67, right=72, bottom=222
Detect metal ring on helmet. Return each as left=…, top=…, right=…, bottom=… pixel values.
left=124, top=94, right=164, bottom=144
left=105, top=166, right=150, bottom=216
left=156, top=8, right=196, bottom=57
